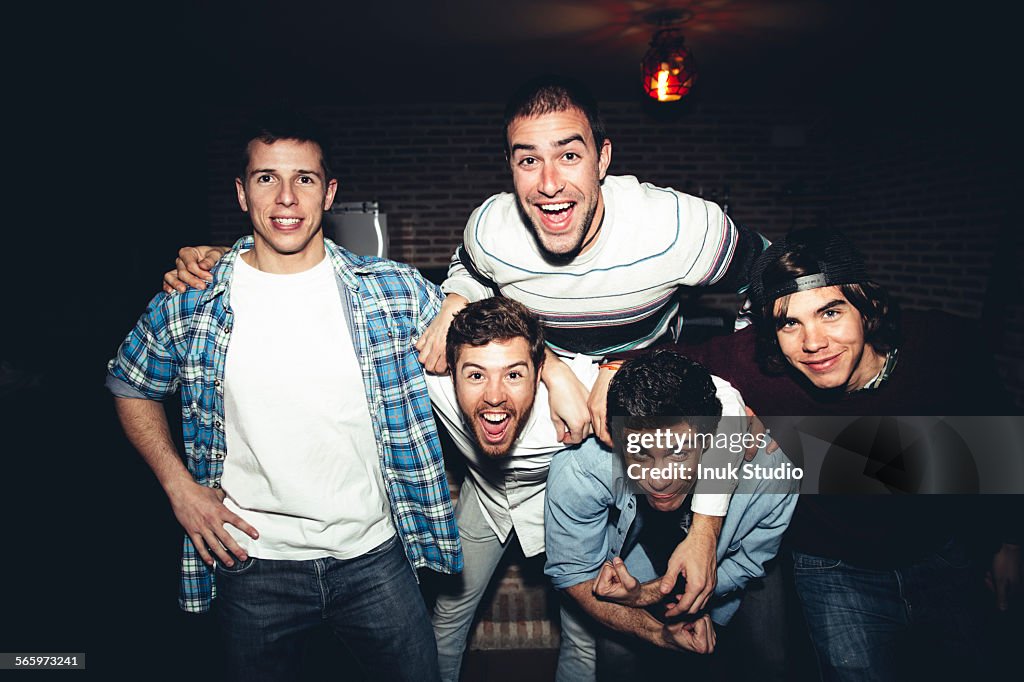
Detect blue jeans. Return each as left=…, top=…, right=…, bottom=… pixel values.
left=215, top=534, right=439, bottom=682
left=793, top=542, right=981, bottom=682
left=431, top=487, right=596, bottom=682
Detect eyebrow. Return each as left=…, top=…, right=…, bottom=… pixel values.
left=510, top=134, right=587, bottom=155
left=816, top=299, right=847, bottom=315
left=460, top=361, right=529, bottom=372
left=249, top=168, right=323, bottom=178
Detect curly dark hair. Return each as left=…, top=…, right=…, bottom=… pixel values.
left=607, top=349, right=722, bottom=443
left=446, top=298, right=546, bottom=373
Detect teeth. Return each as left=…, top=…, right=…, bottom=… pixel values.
left=275, top=218, right=300, bottom=225
left=482, top=413, right=509, bottom=423
left=540, top=202, right=572, bottom=212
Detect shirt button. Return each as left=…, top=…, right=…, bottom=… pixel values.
left=215, top=420, right=222, bottom=428
left=214, top=379, right=221, bottom=387
left=611, top=548, right=618, bottom=555
left=211, top=481, right=221, bottom=489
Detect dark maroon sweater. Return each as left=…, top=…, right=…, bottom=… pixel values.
left=621, top=310, right=1016, bottom=566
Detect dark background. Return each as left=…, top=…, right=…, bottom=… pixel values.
left=3, top=0, right=1019, bottom=677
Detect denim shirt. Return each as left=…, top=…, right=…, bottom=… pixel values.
left=544, top=438, right=798, bottom=625
left=107, top=237, right=462, bottom=612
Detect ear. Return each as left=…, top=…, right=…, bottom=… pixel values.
left=597, top=138, right=612, bottom=180
left=323, top=178, right=339, bottom=210
left=235, top=178, right=248, bottom=212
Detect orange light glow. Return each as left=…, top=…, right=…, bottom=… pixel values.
left=657, top=69, right=669, bottom=100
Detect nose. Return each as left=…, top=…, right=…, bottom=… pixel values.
left=482, top=377, right=507, bottom=406
left=802, top=322, right=829, bottom=353
left=538, top=163, right=564, bottom=197
left=276, top=181, right=297, bottom=206
left=645, top=473, right=675, bottom=494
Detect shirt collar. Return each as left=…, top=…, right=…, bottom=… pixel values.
left=858, top=347, right=899, bottom=391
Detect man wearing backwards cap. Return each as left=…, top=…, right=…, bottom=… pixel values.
left=600, top=228, right=1019, bottom=680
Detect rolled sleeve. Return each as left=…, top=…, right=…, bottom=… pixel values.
left=105, top=373, right=150, bottom=399
left=106, top=292, right=181, bottom=401
left=690, top=493, right=731, bottom=517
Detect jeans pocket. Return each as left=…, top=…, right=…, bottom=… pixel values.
left=364, top=534, right=399, bottom=556
left=215, top=556, right=257, bottom=576
left=792, top=551, right=843, bottom=572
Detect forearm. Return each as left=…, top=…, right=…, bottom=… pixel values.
left=690, top=511, right=724, bottom=542
left=565, top=582, right=671, bottom=649
left=540, top=347, right=566, bottom=383
left=114, top=397, right=194, bottom=497
left=625, top=579, right=668, bottom=608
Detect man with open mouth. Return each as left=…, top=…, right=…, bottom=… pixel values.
left=544, top=349, right=798, bottom=678
left=427, top=299, right=792, bottom=682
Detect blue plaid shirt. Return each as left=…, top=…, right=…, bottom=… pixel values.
left=107, top=237, right=462, bottom=612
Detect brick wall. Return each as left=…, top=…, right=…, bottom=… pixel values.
left=826, top=115, right=1021, bottom=406
left=205, top=100, right=1020, bottom=407
left=207, top=101, right=830, bottom=262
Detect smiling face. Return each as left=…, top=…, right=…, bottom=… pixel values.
left=624, top=421, right=701, bottom=513
left=235, top=138, right=338, bottom=274
left=774, top=286, right=886, bottom=392
left=453, top=337, right=540, bottom=458
left=506, top=107, right=612, bottom=260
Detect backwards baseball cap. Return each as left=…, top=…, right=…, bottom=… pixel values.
left=749, top=228, right=869, bottom=311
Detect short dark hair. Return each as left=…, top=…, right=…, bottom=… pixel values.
left=237, top=108, right=334, bottom=182
left=446, top=298, right=546, bottom=373
left=502, top=75, right=607, bottom=158
left=750, top=229, right=901, bottom=373
left=607, top=349, right=722, bottom=445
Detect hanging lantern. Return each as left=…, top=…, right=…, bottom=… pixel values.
left=641, top=27, right=697, bottom=102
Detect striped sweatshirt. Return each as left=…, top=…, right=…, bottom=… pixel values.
left=441, top=175, right=766, bottom=356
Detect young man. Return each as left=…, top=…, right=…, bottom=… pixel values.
left=432, top=298, right=761, bottom=681
left=166, top=75, right=768, bottom=617
left=543, top=349, right=798, bottom=677
left=106, top=111, right=460, bottom=681
left=427, top=296, right=584, bottom=680
left=743, top=229, right=1016, bottom=680
left=600, top=228, right=1020, bottom=679
left=417, top=75, right=768, bottom=618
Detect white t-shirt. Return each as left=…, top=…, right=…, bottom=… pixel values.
left=221, top=254, right=395, bottom=559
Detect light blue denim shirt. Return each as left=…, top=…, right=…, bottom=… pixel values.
left=544, top=438, right=798, bottom=625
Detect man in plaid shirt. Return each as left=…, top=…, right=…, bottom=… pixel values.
left=106, top=110, right=460, bottom=682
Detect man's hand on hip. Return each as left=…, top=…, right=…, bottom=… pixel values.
left=165, top=478, right=259, bottom=568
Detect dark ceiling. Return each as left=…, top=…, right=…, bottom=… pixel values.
left=186, top=0, right=1006, bottom=112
